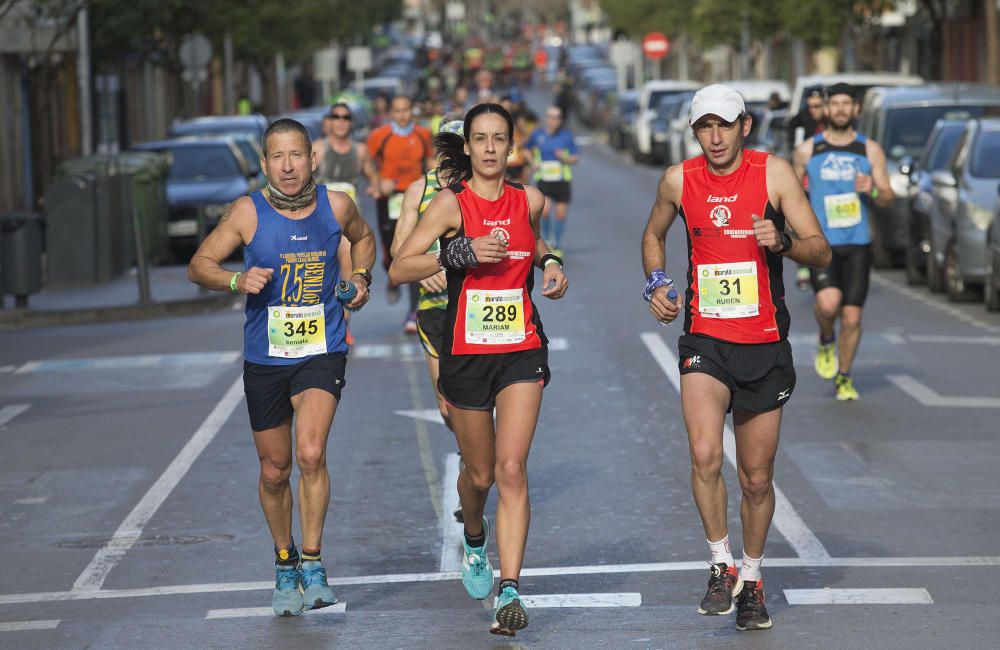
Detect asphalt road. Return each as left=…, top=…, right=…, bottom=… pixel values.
left=1, top=95, right=999, bottom=649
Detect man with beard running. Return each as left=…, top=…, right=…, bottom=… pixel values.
left=188, top=118, right=376, bottom=617
left=793, top=82, right=894, bottom=401
left=641, top=85, right=830, bottom=631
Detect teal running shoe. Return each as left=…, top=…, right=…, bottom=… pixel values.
left=491, top=585, right=529, bottom=636
left=271, top=564, right=304, bottom=617
left=461, top=517, right=494, bottom=600
left=301, top=560, right=337, bottom=610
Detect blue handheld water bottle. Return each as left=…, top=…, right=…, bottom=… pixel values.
left=337, top=280, right=358, bottom=310
left=660, top=279, right=678, bottom=327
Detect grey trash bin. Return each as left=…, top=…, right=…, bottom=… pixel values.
left=44, top=172, right=99, bottom=286
left=1, top=212, right=44, bottom=308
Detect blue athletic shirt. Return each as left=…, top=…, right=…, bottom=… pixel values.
left=805, top=134, right=873, bottom=246
left=243, top=187, right=346, bottom=365
left=525, top=127, right=578, bottom=182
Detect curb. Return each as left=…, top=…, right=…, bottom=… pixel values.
left=0, top=293, right=240, bottom=330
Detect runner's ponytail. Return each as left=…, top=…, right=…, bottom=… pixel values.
left=434, top=132, right=471, bottom=183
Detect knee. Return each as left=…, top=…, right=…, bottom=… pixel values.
left=840, top=310, right=862, bottom=331
left=816, top=299, right=839, bottom=319
left=260, top=456, right=292, bottom=492
left=494, top=458, right=527, bottom=491
left=739, top=468, right=773, bottom=501
left=463, top=464, right=494, bottom=493
left=295, top=441, right=327, bottom=475
left=690, top=442, right=724, bottom=480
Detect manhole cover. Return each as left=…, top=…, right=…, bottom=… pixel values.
left=53, top=533, right=233, bottom=549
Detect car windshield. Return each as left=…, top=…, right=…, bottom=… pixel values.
left=233, top=141, right=259, bottom=174
left=970, top=130, right=1000, bottom=177
left=884, top=106, right=988, bottom=158
left=649, top=89, right=689, bottom=109
left=166, top=145, right=241, bottom=178
left=925, top=126, right=966, bottom=170
left=656, top=96, right=685, bottom=119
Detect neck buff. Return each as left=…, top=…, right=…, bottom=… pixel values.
left=391, top=121, right=415, bottom=137
left=265, top=176, right=317, bottom=211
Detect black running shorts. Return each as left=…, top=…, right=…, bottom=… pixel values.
left=243, top=352, right=347, bottom=432
left=810, top=244, right=872, bottom=307
left=536, top=180, right=571, bottom=204
left=416, top=308, right=446, bottom=359
left=438, top=346, right=550, bottom=411
left=677, top=334, right=795, bottom=413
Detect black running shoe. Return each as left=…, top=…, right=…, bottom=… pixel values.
left=735, top=580, right=772, bottom=631
left=698, top=562, right=742, bottom=615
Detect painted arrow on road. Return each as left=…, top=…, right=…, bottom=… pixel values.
left=888, top=375, right=1000, bottom=409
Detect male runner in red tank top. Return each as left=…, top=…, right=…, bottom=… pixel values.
left=641, top=85, right=831, bottom=631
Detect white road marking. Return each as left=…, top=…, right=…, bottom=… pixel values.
left=883, top=331, right=906, bottom=345
left=548, top=336, right=569, bottom=351
left=439, top=453, right=464, bottom=572
left=0, top=619, right=60, bottom=632
left=784, top=588, right=933, bottom=605
left=888, top=374, right=1000, bottom=409
left=394, top=409, right=446, bottom=425
left=71, top=374, right=246, bottom=592
left=493, top=593, right=641, bottom=608
left=871, top=273, right=1000, bottom=333
left=640, top=332, right=831, bottom=560
left=0, top=365, right=17, bottom=373
left=14, top=352, right=240, bottom=374
left=14, top=497, right=49, bottom=505
left=907, top=334, right=1000, bottom=346
left=0, top=404, right=30, bottom=427
left=1, top=556, right=996, bottom=606
left=206, top=602, right=346, bottom=619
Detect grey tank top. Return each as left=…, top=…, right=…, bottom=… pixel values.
left=316, top=141, right=361, bottom=184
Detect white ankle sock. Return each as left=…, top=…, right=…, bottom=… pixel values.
left=707, top=536, right=733, bottom=567
left=740, top=551, right=763, bottom=582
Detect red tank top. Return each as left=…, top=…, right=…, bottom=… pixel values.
left=679, top=150, right=789, bottom=344
left=443, top=181, right=544, bottom=355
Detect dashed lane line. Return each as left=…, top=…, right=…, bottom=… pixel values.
left=0, top=404, right=30, bottom=427
left=206, top=603, right=347, bottom=619
left=784, top=588, right=933, bottom=605
left=439, top=453, right=464, bottom=572
left=0, top=619, right=60, bottom=632
left=0, top=556, right=996, bottom=606
left=887, top=374, right=1000, bottom=409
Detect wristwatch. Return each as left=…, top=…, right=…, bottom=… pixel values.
left=351, top=267, right=372, bottom=287
left=775, top=232, right=793, bottom=255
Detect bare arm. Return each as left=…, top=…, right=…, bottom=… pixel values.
left=187, top=197, right=271, bottom=293
left=641, top=165, right=684, bottom=323
left=389, top=189, right=463, bottom=285
left=391, top=179, right=426, bottom=258
left=792, top=139, right=813, bottom=182
left=332, top=190, right=376, bottom=273
left=766, top=156, right=832, bottom=268
left=865, top=139, right=895, bottom=208
left=357, top=143, right=378, bottom=187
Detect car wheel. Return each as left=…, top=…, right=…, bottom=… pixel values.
left=927, top=239, right=945, bottom=293
left=904, top=221, right=925, bottom=286
left=986, top=248, right=1000, bottom=312
left=944, top=239, right=979, bottom=302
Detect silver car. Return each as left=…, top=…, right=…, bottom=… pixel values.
left=927, top=118, right=1000, bottom=301
left=985, top=186, right=1000, bottom=311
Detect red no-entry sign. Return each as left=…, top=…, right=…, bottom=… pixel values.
left=642, top=32, right=670, bottom=60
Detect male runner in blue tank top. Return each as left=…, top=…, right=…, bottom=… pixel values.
left=188, top=118, right=376, bottom=617
left=793, top=83, right=894, bottom=401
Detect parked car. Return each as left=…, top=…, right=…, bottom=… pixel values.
left=132, top=137, right=257, bottom=259
left=753, top=108, right=789, bottom=154
left=903, top=119, right=968, bottom=285
left=857, top=83, right=1000, bottom=268
left=985, top=187, right=1000, bottom=310
left=721, top=79, right=791, bottom=144
left=927, top=118, right=1000, bottom=301
left=168, top=114, right=269, bottom=147
left=606, top=90, right=639, bottom=150
left=651, top=92, right=695, bottom=165
left=228, top=133, right=267, bottom=191
left=630, top=80, right=700, bottom=164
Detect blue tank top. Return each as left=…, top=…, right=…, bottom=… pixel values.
left=243, top=187, right=345, bottom=365
left=806, top=134, right=873, bottom=246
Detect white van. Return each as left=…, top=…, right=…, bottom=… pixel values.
left=630, top=79, right=700, bottom=163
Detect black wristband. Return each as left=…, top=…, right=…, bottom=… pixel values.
left=775, top=231, right=793, bottom=255
left=442, top=236, right=479, bottom=270
left=539, top=253, right=563, bottom=269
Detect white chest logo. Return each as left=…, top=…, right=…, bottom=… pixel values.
left=491, top=227, right=510, bottom=245
left=710, top=205, right=732, bottom=228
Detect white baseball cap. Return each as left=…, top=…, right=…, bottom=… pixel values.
left=689, top=84, right=746, bottom=126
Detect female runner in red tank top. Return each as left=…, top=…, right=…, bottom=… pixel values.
left=390, top=104, right=568, bottom=637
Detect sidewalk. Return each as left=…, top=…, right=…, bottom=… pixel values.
left=0, top=265, right=239, bottom=329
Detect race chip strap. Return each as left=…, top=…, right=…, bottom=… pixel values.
left=230, top=272, right=241, bottom=294
left=441, top=236, right=480, bottom=270
left=643, top=269, right=672, bottom=302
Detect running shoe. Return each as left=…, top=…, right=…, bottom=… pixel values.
left=814, top=342, right=838, bottom=380
left=345, top=327, right=355, bottom=347
left=453, top=505, right=464, bottom=523
left=300, top=560, right=338, bottom=610
left=271, top=564, right=304, bottom=617
left=404, top=312, right=418, bottom=334
left=835, top=373, right=859, bottom=401
left=461, top=517, right=494, bottom=600
left=735, top=580, right=772, bottom=631
left=490, top=585, right=529, bottom=636
left=698, top=562, right=742, bottom=615
left=796, top=266, right=811, bottom=291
